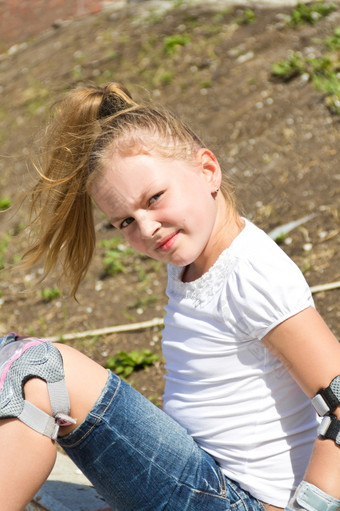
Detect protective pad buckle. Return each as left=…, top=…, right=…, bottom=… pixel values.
left=311, top=376, right=340, bottom=416
left=318, top=415, right=340, bottom=446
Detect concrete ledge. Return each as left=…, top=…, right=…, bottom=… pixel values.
left=26, top=452, right=114, bottom=511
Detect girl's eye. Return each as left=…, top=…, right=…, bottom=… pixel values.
left=149, top=192, right=163, bottom=205
left=120, top=217, right=134, bottom=229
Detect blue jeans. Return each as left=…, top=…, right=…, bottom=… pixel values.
left=58, top=371, right=266, bottom=511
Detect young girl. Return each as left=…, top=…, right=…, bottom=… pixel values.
left=0, top=82, right=340, bottom=511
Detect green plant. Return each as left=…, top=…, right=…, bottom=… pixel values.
left=200, top=80, right=213, bottom=88
left=272, top=37, right=340, bottom=114
left=163, top=34, right=190, bottom=55
left=100, top=237, right=135, bottom=276
left=105, top=349, right=160, bottom=379
left=148, top=395, right=161, bottom=407
left=0, top=234, right=10, bottom=270
left=0, top=197, right=11, bottom=211
left=325, top=93, right=340, bottom=114
left=130, top=293, right=158, bottom=310
left=41, top=287, right=60, bottom=302
left=288, top=1, right=337, bottom=27
left=325, top=26, right=340, bottom=50
left=271, top=52, right=305, bottom=80
left=23, top=81, right=50, bottom=116
left=235, top=8, right=256, bottom=25
left=103, top=249, right=128, bottom=275
left=158, top=71, right=174, bottom=85
left=71, top=65, right=84, bottom=81
left=312, top=70, right=340, bottom=94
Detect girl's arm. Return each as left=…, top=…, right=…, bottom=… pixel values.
left=262, top=306, right=340, bottom=499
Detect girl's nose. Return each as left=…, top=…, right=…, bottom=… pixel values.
left=138, top=213, right=160, bottom=239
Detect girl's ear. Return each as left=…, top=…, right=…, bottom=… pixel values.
left=195, top=148, right=222, bottom=191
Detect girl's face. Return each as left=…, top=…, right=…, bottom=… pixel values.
left=91, top=149, right=225, bottom=275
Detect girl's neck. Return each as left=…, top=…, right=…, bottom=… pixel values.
left=182, top=211, right=244, bottom=283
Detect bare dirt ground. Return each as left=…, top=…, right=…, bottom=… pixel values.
left=0, top=1, right=340, bottom=404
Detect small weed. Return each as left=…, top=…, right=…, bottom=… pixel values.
left=41, top=287, right=60, bottom=302
left=0, top=108, right=6, bottom=122
left=38, top=316, right=48, bottom=336
left=325, top=93, right=340, bottom=114
left=272, top=29, right=340, bottom=115
left=184, top=13, right=201, bottom=28
left=71, top=65, right=84, bottom=81
left=103, top=249, right=127, bottom=275
left=163, top=34, right=190, bottom=55
left=97, top=69, right=116, bottom=85
left=326, top=26, right=340, bottom=50
left=0, top=235, right=10, bottom=270
left=273, top=232, right=288, bottom=244
left=172, top=0, right=184, bottom=8
left=100, top=237, right=135, bottom=277
left=122, top=312, right=137, bottom=322
left=144, top=8, right=168, bottom=26
left=130, top=294, right=158, bottom=310
left=0, top=197, right=11, bottom=211
left=312, top=70, right=340, bottom=94
left=300, top=260, right=312, bottom=274
left=235, top=8, right=256, bottom=25
left=23, top=81, right=49, bottom=116
left=271, top=52, right=305, bottom=80
left=200, top=80, right=213, bottom=88
left=288, top=1, right=337, bottom=27
left=212, top=8, right=232, bottom=24
left=159, top=71, right=174, bottom=85
left=306, top=54, right=333, bottom=75
left=148, top=395, right=161, bottom=407
left=105, top=349, right=160, bottom=379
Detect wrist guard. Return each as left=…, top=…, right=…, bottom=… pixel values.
left=286, top=481, right=340, bottom=511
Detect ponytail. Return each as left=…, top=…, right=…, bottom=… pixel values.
left=23, top=83, right=135, bottom=297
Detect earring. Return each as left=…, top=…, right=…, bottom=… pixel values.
left=215, top=188, right=219, bottom=193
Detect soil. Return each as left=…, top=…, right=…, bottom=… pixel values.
left=0, top=0, right=339, bottom=405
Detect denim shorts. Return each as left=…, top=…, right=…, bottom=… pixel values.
left=58, top=371, right=266, bottom=511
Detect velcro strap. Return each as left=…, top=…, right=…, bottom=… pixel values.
left=318, top=415, right=340, bottom=445
left=18, top=401, right=60, bottom=440
left=294, top=481, right=340, bottom=511
left=48, top=379, right=71, bottom=417
left=312, top=376, right=340, bottom=416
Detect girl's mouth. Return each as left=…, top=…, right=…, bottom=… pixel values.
left=156, top=231, right=180, bottom=252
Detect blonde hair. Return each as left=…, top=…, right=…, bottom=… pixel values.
left=23, top=82, right=236, bottom=296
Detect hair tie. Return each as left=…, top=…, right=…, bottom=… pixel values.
left=97, top=84, right=133, bottom=120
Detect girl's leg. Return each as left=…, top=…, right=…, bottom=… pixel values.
left=0, top=379, right=56, bottom=511
left=58, top=355, right=263, bottom=511
left=0, top=343, right=109, bottom=511
left=0, top=342, right=264, bottom=511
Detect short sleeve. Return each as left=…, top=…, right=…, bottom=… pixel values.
left=223, top=246, right=314, bottom=340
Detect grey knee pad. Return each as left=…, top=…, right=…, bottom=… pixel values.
left=0, top=333, right=76, bottom=439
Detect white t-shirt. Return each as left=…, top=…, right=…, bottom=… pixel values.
left=162, top=219, right=318, bottom=507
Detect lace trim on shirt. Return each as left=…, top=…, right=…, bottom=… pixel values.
left=167, top=248, right=234, bottom=307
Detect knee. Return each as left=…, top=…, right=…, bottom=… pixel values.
left=24, top=377, right=53, bottom=415
left=54, top=343, right=109, bottom=432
